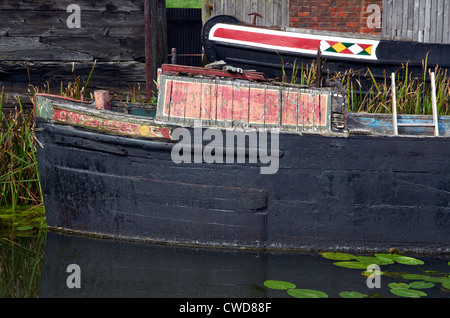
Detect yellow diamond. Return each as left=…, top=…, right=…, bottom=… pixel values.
left=364, top=46, right=372, bottom=55
left=332, top=42, right=347, bottom=53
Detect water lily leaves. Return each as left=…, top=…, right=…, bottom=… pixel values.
left=401, top=274, right=431, bottom=280
left=390, top=288, right=427, bottom=298
left=333, top=261, right=368, bottom=269
left=356, top=256, right=392, bottom=265
left=374, top=254, right=424, bottom=265
left=320, top=252, right=356, bottom=261
left=424, top=276, right=450, bottom=283
left=287, top=289, right=328, bottom=298
left=409, top=281, right=434, bottom=289
left=388, top=282, right=410, bottom=289
left=442, top=281, right=450, bottom=290
left=339, top=291, right=367, bottom=298
left=263, top=280, right=296, bottom=290
left=394, top=256, right=424, bottom=265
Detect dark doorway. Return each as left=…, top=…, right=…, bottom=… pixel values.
left=166, top=8, right=203, bottom=66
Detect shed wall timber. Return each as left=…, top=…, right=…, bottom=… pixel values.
left=382, top=0, right=450, bottom=43
left=202, top=0, right=290, bottom=27
left=0, top=0, right=167, bottom=112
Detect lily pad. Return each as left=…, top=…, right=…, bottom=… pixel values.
left=402, top=274, right=431, bottom=280
left=356, top=256, right=391, bottom=265
left=388, top=282, right=410, bottom=289
left=333, top=261, right=368, bottom=269
left=374, top=254, right=424, bottom=265
left=287, top=289, right=328, bottom=298
left=390, top=288, right=427, bottom=298
left=394, top=256, right=424, bottom=265
left=339, top=291, right=367, bottom=298
left=263, top=280, right=296, bottom=290
left=409, top=281, right=434, bottom=289
left=373, top=255, right=395, bottom=264
left=442, top=281, right=450, bottom=290
left=320, top=252, right=356, bottom=261
left=424, top=276, right=450, bottom=283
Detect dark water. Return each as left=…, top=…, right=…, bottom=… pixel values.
left=2, top=231, right=450, bottom=298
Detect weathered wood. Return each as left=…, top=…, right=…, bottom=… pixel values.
left=203, top=0, right=289, bottom=27
left=383, top=0, right=450, bottom=43
left=0, top=0, right=167, bottom=115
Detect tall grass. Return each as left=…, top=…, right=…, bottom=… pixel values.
left=0, top=234, right=46, bottom=297
left=0, top=88, right=42, bottom=210
left=281, top=54, right=450, bottom=116
left=342, top=61, right=450, bottom=115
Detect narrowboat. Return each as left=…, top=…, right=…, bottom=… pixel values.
left=33, top=64, right=450, bottom=253
left=202, top=15, right=450, bottom=90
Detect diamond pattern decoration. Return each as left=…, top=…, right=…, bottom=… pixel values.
left=320, top=40, right=373, bottom=57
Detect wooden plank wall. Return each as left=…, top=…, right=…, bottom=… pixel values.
left=0, top=0, right=167, bottom=112
left=382, top=0, right=450, bottom=43
left=202, top=0, right=290, bottom=27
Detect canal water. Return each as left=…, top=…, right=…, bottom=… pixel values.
left=1, top=230, right=450, bottom=299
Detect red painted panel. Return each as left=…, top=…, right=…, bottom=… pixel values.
left=318, top=95, right=329, bottom=126
left=264, top=88, right=280, bottom=126
left=169, top=80, right=187, bottom=120
left=216, top=84, right=233, bottom=125
left=162, top=80, right=173, bottom=118
left=282, top=90, right=298, bottom=127
left=201, top=82, right=217, bottom=124
left=248, top=87, right=266, bottom=125
left=301, top=93, right=315, bottom=127
left=184, top=81, right=202, bottom=120
left=232, top=84, right=250, bottom=124
left=213, top=27, right=322, bottom=51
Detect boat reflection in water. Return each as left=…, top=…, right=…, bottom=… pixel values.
left=39, top=231, right=450, bottom=298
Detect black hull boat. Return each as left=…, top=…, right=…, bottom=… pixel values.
left=34, top=64, right=450, bottom=253
left=202, top=15, right=450, bottom=90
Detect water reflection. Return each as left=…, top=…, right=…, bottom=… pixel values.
left=37, top=232, right=450, bottom=298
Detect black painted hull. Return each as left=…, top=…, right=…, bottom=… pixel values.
left=202, top=15, right=450, bottom=90
left=35, top=120, right=450, bottom=253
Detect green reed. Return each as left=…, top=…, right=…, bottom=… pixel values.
left=343, top=59, right=450, bottom=115
left=0, top=88, right=42, bottom=210
left=0, top=233, right=46, bottom=298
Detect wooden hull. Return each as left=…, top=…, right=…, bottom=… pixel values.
left=202, top=15, right=450, bottom=89
left=34, top=100, right=450, bottom=252
left=33, top=64, right=450, bottom=252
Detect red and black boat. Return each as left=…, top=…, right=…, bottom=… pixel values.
left=202, top=15, right=450, bottom=89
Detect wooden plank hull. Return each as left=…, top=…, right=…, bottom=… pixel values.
left=34, top=92, right=450, bottom=252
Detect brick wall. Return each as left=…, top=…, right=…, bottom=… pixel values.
left=290, top=0, right=383, bottom=35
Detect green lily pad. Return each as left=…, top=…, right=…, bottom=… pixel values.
left=388, top=282, right=410, bottom=289
left=333, top=261, right=368, bottom=269
left=356, top=256, right=391, bottom=265
left=320, top=252, right=356, bottom=260
left=287, top=289, right=328, bottom=298
left=424, top=276, right=450, bottom=283
left=263, top=280, right=296, bottom=290
left=394, top=256, right=424, bottom=265
left=442, top=281, right=450, bottom=290
left=402, top=274, right=432, bottom=280
left=390, top=288, right=427, bottom=298
left=373, top=255, right=395, bottom=264
left=409, top=281, right=435, bottom=289
left=375, top=254, right=424, bottom=265
left=339, top=291, right=367, bottom=298
left=374, top=253, right=400, bottom=260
